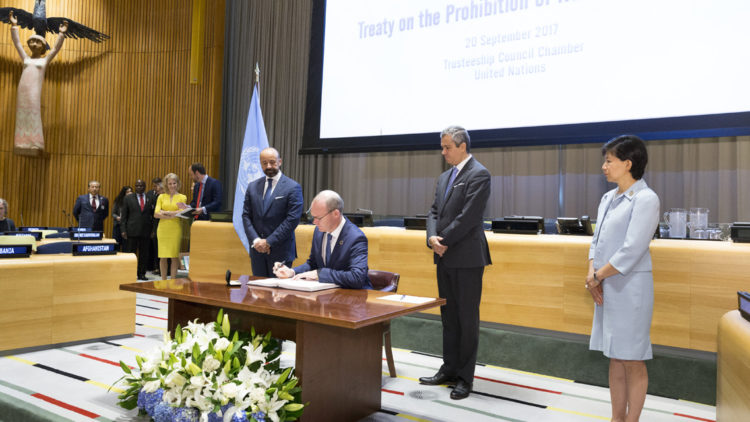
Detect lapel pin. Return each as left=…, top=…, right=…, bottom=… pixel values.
left=338, top=240, right=344, bottom=246
left=628, top=190, right=634, bottom=197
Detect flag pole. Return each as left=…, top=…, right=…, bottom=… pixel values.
left=254, top=62, right=260, bottom=86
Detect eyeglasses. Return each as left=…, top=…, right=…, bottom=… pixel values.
left=307, top=209, right=333, bottom=222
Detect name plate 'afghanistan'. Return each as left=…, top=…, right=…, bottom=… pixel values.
left=72, top=243, right=116, bottom=256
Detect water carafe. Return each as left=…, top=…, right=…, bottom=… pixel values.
left=663, top=208, right=687, bottom=239
left=688, top=208, right=709, bottom=238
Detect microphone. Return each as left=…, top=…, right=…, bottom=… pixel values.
left=62, top=209, right=73, bottom=226
left=19, top=211, right=24, bottom=227
left=356, top=208, right=373, bottom=215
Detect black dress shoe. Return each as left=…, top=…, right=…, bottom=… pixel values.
left=419, top=372, right=457, bottom=385
left=450, top=380, right=472, bottom=400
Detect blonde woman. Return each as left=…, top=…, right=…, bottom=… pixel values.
left=154, top=173, right=187, bottom=279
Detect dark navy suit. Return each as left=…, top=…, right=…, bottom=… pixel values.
left=73, top=194, right=109, bottom=231
left=293, top=217, right=372, bottom=289
left=242, top=174, right=304, bottom=276
left=190, top=176, right=222, bottom=221
left=427, top=156, right=491, bottom=384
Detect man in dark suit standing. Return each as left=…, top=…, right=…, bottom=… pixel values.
left=242, top=148, right=304, bottom=277
left=189, top=163, right=222, bottom=220
left=419, top=126, right=492, bottom=400
left=145, top=177, right=162, bottom=275
left=121, top=179, right=154, bottom=280
left=274, top=190, right=372, bottom=289
left=72, top=180, right=109, bottom=231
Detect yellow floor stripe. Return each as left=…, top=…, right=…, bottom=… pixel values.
left=142, top=324, right=166, bottom=331
left=395, top=413, right=433, bottom=421
left=483, top=364, right=575, bottom=382
left=4, top=356, right=35, bottom=366
left=85, top=380, right=124, bottom=394
left=678, top=398, right=714, bottom=407
left=381, top=372, right=422, bottom=383
left=547, top=406, right=609, bottom=420
left=118, top=345, right=144, bottom=353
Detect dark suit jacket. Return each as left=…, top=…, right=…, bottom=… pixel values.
left=73, top=195, right=109, bottom=231
left=190, top=176, right=222, bottom=221
left=242, top=174, right=304, bottom=263
left=427, top=157, right=492, bottom=268
left=120, top=193, right=154, bottom=237
left=293, top=217, right=372, bottom=289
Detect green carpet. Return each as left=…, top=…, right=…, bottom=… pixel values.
left=390, top=314, right=716, bottom=405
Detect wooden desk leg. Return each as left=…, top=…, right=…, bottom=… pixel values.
left=296, top=321, right=382, bottom=422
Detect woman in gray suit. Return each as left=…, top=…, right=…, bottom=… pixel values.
left=585, top=135, right=660, bottom=422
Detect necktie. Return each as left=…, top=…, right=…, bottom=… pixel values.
left=262, top=178, right=273, bottom=211
left=444, top=167, right=458, bottom=199
left=324, top=233, right=333, bottom=266
left=194, top=182, right=204, bottom=219
left=91, top=196, right=97, bottom=211
left=139, top=194, right=144, bottom=212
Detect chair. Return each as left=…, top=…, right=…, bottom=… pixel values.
left=368, top=269, right=400, bottom=377
left=37, top=241, right=73, bottom=254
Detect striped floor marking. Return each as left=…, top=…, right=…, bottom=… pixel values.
left=391, top=353, right=715, bottom=422
left=32, top=393, right=101, bottom=419
left=433, top=399, right=525, bottom=422
left=0, top=384, right=74, bottom=421
left=135, top=312, right=167, bottom=321
left=59, top=348, right=135, bottom=369
left=5, top=355, right=125, bottom=394
left=102, top=340, right=144, bottom=354
left=0, top=366, right=114, bottom=420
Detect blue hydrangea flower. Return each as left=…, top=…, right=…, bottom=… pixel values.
left=153, top=402, right=175, bottom=422
left=230, top=409, right=248, bottom=422
left=173, top=406, right=200, bottom=422
left=207, top=404, right=232, bottom=422
left=136, top=388, right=147, bottom=410
left=250, top=411, right=265, bottom=422
left=143, top=388, right=165, bottom=416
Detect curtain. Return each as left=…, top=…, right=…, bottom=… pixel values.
left=220, top=1, right=750, bottom=223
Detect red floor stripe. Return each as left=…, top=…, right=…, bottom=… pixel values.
left=31, top=393, right=99, bottom=419
left=79, top=353, right=134, bottom=369
left=136, top=312, right=168, bottom=321
left=149, top=299, right=168, bottom=304
left=474, top=375, right=562, bottom=394
left=134, top=333, right=145, bottom=337
left=674, top=413, right=715, bottom=422
left=382, top=388, right=405, bottom=396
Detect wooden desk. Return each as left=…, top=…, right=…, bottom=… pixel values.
left=120, top=279, right=444, bottom=422
left=0, top=253, right=136, bottom=353
left=189, top=222, right=750, bottom=352
left=717, top=310, right=750, bottom=421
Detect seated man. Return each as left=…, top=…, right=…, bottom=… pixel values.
left=274, top=190, right=372, bottom=289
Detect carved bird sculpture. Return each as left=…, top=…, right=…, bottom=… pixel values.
left=0, top=0, right=109, bottom=45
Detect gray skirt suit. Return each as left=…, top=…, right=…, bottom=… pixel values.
left=588, top=179, right=660, bottom=360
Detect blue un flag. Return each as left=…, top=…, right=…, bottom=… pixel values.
left=233, top=84, right=269, bottom=253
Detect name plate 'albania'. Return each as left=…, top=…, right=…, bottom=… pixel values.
left=113, top=309, right=304, bottom=422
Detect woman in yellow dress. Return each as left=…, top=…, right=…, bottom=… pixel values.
left=154, top=173, right=187, bottom=279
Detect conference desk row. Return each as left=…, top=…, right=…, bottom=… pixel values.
left=190, top=221, right=750, bottom=353
left=0, top=253, right=136, bottom=353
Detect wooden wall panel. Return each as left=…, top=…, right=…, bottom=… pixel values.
left=0, top=0, right=225, bottom=240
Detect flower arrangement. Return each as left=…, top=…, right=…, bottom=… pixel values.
left=115, top=309, right=305, bottom=422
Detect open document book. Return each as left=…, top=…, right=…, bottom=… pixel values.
left=247, top=278, right=340, bottom=292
